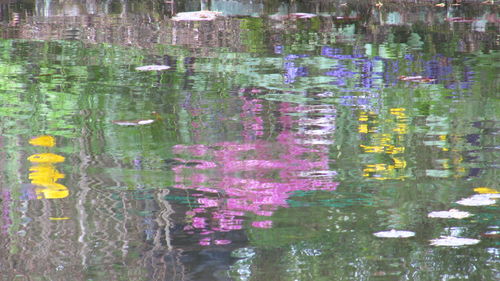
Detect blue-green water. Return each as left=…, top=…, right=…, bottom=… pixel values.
left=0, top=0, right=498, bottom=280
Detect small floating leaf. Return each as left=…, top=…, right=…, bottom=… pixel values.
left=373, top=229, right=415, bottom=238
left=428, top=209, right=472, bottom=219
left=135, top=65, right=171, bottom=71
left=481, top=0, right=495, bottom=4
left=398, top=75, right=435, bottom=83
left=430, top=236, right=480, bottom=247
left=445, top=17, right=477, bottom=23
left=288, top=13, right=317, bottom=19
left=334, top=16, right=361, bottom=21
left=456, top=194, right=497, bottom=206
left=481, top=231, right=500, bottom=238
left=29, top=135, right=56, bottom=147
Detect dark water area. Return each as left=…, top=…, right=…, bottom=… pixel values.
left=0, top=0, right=499, bottom=280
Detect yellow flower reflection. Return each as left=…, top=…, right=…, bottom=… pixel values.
left=358, top=108, right=408, bottom=180
left=28, top=136, right=68, bottom=200
left=474, top=187, right=499, bottom=194
left=29, top=165, right=65, bottom=187
left=49, top=217, right=70, bottom=221
left=29, top=164, right=69, bottom=199
left=35, top=184, right=69, bottom=199
left=28, top=153, right=65, bottom=164
left=358, top=124, right=368, bottom=134
left=29, top=135, right=56, bottom=147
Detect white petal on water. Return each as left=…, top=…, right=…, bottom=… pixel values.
left=430, top=236, right=480, bottom=247
left=113, top=121, right=139, bottom=126
left=300, top=139, right=335, bottom=145
left=135, top=65, right=171, bottom=71
left=456, top=194, right=497, bottom=206
left=113, top=119, right=155, bottom=126
left=483, top=231, right=500, bottom=236
left=299, top=170, right=337, bottom=178
left=269, top=13, right=317, bottom=20
left=427, top=209, right=472, bottom=219
left=137, top=119, right=155, bottom=125
left=172, top=11, right=222, bottom=21
left=290, top=13, right=317, bottom=19
left=373, top=229, right=415, bottom=238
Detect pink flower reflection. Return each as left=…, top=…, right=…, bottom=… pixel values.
left=174, top=91, right=339, bottom=246
left=199, top=237, right=211, bottom=246
left=192, top=217, right=207, bottom=229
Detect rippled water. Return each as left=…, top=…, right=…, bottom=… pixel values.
left=0, top=0, right=499, bottom=280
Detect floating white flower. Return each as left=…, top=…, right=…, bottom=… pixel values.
left=112, top=119, right=155, bottom=126
left=430, top=236, right=480, bottom=247
left=373, top=229, right=415, bottom=238
left=456, top=194, right=496, bottom=206
left=427, top=209, right=472, bottom=219
left=172, top=11, right=222, bottom=21
left=135, top=65, right=171, bottom=71
left=269, top=13, right=317, bottom=20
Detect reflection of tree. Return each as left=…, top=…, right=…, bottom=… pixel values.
left=0, top=0, right=495, bottom=53
left=0, top=38, right=191, bottom=279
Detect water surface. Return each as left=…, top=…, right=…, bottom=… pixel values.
left=0, top=0, right=498, bottom=280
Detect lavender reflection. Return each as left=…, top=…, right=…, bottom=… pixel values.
left=283, top=54, right=309, bottom=84
left=172, top=89, right=338, bottom=246
left=319, top=45, right=472, bottom=102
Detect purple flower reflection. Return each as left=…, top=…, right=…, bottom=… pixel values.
left=339, top=95, right=374, bottom=107
left=274, top=45, right=284, bottom=54
left=360, top=60, right=374, bottom=88
left=284, top=54, right=309, bottom=60
left=325, top=66, right=355, bottom=87
left=325, top=68, right=355, bottom=78
left=422, top=56, right=454, bottom=84
left=404, top=54, right=414, bottom=61
left=321, top=46, right=364, bottom=60
left=321, top=46, right=341, bottom=57
left=461, top=65, right=475, bottom=90
left=284, top=62, right=308, bottom=84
